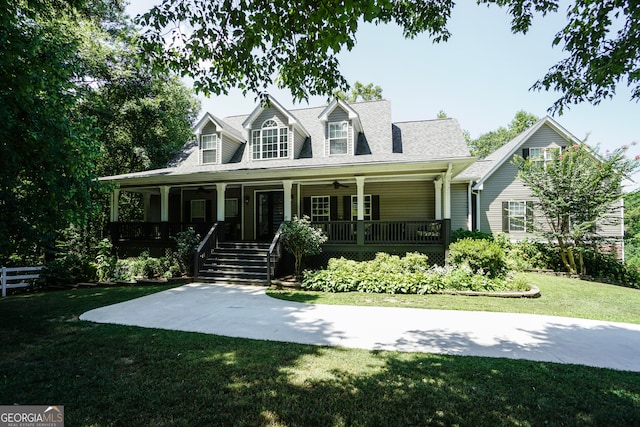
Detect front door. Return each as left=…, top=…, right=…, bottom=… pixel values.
left=256, top=191, right=284, bottom=241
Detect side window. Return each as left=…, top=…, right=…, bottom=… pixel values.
left=502, top=201, right=533, bottom=233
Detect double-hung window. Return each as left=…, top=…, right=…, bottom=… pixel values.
left=311, top=196, right=331, bottom=222
left=252, top=119, right=289, bottom=160
left=350, top=195, right=372, bottom=220
left=200, top=134, right=217, bottom=164
left=504, top=201, right=533, bottom=233
left=328, top=121, right=348, bottom=155
left=509, top=201, right=527, bottom=232
left=529, top=147, right=559, bottom=167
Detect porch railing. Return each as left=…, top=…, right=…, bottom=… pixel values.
left=267, top=223, right=286, bottom=285
left=110, top=222, right=215, bottom=242
left=312, top=220, right=448, bottom=245
left=312, top=221, right=357, bottom=243
left=194, top=223, right=219, bottom=276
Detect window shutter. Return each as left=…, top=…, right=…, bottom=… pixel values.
left=372, top=195, right=380, bottom=220
left=522, top=148, right=530, bottom=159
left=502, top=201, right=509, bottom=233
left=303, top=197, right=311, bottom=217
left=526, top=201, right=534, bottom=231
left=330, top=196, right=338, bottom=220
left=343, top=196, right=351, bottom=220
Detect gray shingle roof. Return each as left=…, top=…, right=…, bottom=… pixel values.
left=101, top=99, right=473, bottom=182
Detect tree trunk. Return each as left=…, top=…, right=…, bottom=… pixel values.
left=557, top=237, right=577, bottom=274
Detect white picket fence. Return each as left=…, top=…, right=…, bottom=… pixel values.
left=1, top=266, right=44, bottom=297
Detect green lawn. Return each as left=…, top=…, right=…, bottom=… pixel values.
left=268, top=273, right=640, bottom=324
left=0, top=281, right=639, bottom=426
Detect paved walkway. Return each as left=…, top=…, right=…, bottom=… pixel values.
left=80, top=283, right=640, bottom=372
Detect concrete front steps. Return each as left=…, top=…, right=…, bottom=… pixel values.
left=197, top=242, right=272, bottom=285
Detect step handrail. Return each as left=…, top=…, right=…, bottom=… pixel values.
left=267, top=222, right=286, bottom=285
left=194, top=223, right=219, bottom=276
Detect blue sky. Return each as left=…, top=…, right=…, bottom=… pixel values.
left=126, top=1, right=638, bottom=157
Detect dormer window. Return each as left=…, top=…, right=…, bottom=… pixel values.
left=200, top=134, right=217, bottom=164
left=252, top=119, right=289, bottom=160
left=329, top=121, right=349, bottom=155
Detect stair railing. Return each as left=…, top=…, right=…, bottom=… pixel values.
left=267, top=222, right=286, bottom=285
left=194, top=223, right=219, bottom=277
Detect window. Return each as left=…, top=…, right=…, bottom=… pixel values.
left=329, top=121, right=348, bottom=155
left=350, top=195, right=372, bottom=220
left=529, top=146, right=559, bottom=166
left=509, top=201, right=527, bottom=231
left=200, top=134, right=217, bottom=164
left=191, top=200, right=206, bottom=222
left=311, top=196, right=331, bottom=222
left=503, top=201, right=533, bottom=233
left=252, top=119, right=288, bottom=160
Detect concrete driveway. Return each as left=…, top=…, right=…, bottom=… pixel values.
left=80, top=283, right=640, bottom=372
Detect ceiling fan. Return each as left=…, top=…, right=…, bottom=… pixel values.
left=332, top=180, right=349, bottom=189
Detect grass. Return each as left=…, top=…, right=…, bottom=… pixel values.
left=0, top=282, right=639, bottom=426
left=268, top=273, right=640, bottom=324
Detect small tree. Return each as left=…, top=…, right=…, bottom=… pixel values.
left=514, top=143, right=639, bottom=275
left=281, top=215, right=328, bottom=278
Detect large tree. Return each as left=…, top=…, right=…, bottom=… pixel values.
left=514, top=143, right=638, bottom=275
left=468, top=110, right=539, bottom=158
left=0, top=0, right=200, bottom=263
left=0, top=0, right=122, bottom=263
left=137, top=1, right=639, bottom=112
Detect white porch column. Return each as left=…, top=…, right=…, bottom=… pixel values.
left=356, top=176, right=366, bottom=220
left=216, top=183, right=227, bottom=221
left=143, top=193, right=151, bottom=222
left=110, top=189, right=120, bottom=222
left=160, top=186, right=170, bottom=222
left=434, top=178, right=442, bottom=220
left=282, top=180, right=293, bottom=221
left=476, top=190, right=481, bottom=231
left=467, top=182, right=473, bottom=231
left=443, top=168, right=451, bottom=220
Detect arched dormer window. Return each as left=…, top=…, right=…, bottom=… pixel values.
left=251, top=119, right=289, bottom=160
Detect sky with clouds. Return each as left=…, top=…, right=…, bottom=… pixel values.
left=125, top=1, right=639, bottom=160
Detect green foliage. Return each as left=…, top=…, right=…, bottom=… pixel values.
left=333, top=81, right=383, bottom=102
left=447, top=238, right=508, bottom=278
left=468, top=110, right=538, bottom=158
left=138, top=1, right=640, bottom=110
left=302, top=252, right=524, bottom=294
left=451, top=229, right=494, bottom=242
left=281, top=216, right=328, bottom=278
left=171, top=229, right=200, bottom=276
left=92, top=238, right=117, bottom=282
left=514, top=143, right=639, bottom=274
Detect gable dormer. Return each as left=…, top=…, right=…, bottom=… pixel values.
left=242, top=95, right=310, bottom=161
left=193, top=113, right=244, bottom=165
left=318, top=99, right=363, bottom=157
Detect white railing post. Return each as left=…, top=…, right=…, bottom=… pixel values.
left=1, top=266, right=6, bottom=297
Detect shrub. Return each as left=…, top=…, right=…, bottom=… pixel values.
left=281, top=215, right=328, bottom=278
left=171, top=229, right=200, bottom=276
left=451, top=229, right=494, bottom=242
left=302, top=252, right=524, bottom=294
left=447, top=238, right=507, bottom=278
